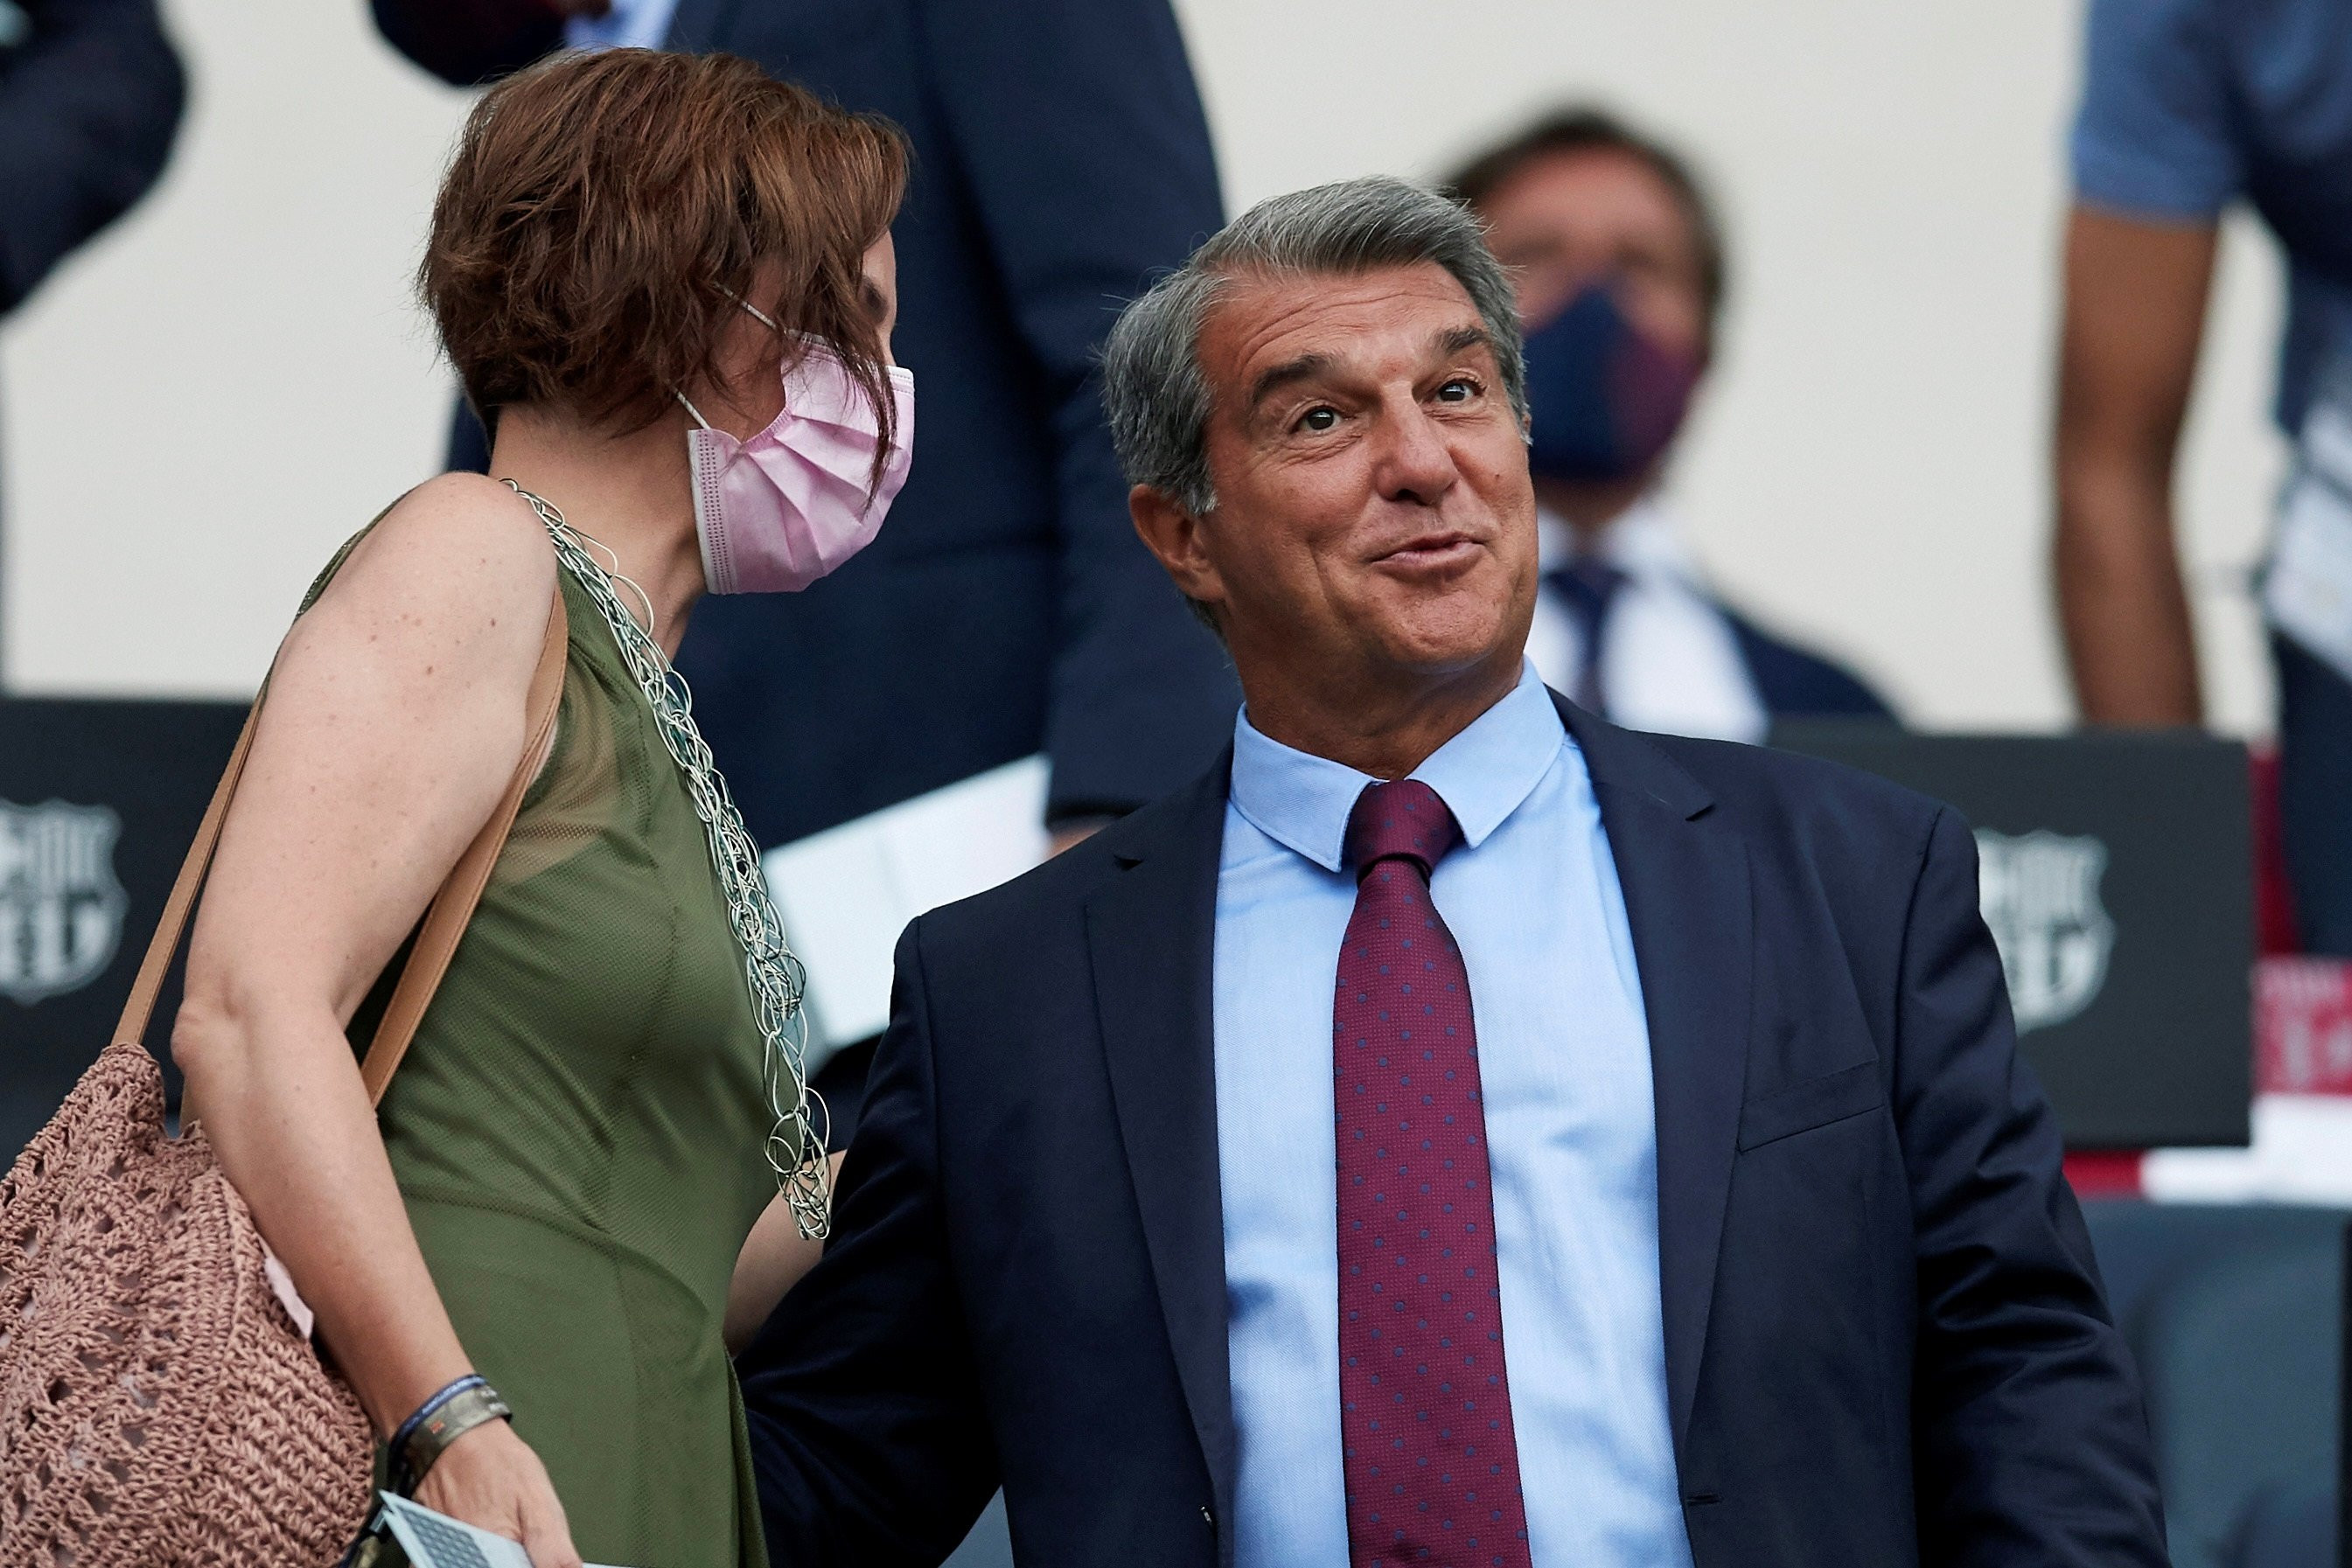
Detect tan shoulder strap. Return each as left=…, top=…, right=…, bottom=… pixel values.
left=119, top=584, right=570, bottom=1112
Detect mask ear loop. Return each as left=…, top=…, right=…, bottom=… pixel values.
left=675, top=291, right=781, bottom=432
left=719, top=287, right=782, bottom=334
left=673, top=296, right=790, bottom=449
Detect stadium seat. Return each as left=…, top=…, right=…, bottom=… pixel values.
left=2081, top=1201, right=2346, bottom=1568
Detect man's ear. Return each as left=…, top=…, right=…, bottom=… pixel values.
left=1129, top=484, right=1228, bottom=612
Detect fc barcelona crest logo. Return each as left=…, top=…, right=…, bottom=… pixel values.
left=0, top=800, right=128, bottom=1005
left=1975, top=829, right=2115, bottom=1035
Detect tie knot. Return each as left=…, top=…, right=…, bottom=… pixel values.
left=1344, top=779, right=1461, bottom=882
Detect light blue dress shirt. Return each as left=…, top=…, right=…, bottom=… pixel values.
left=1212, top=663, right=1694, bottom=1568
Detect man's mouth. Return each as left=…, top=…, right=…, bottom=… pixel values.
left=1374, top=531, right=1480, bottom=566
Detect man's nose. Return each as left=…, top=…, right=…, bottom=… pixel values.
left=1371, top=401, right=1460, bottom=507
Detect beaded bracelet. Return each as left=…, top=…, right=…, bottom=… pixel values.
left=388, top=1375, right=513, bottom=1493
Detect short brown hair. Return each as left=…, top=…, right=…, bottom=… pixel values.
left=1443, top=107, right=1727, bottom=337
left=422, top=48, right=909, bottom=453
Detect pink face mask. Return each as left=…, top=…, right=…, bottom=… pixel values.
left=680, top=317, right=915, bottom=595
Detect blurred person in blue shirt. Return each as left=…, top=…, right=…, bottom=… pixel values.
left=2057, top=0, right=2352, bottom=955
left=1446, top=109, right=1894, bottom=743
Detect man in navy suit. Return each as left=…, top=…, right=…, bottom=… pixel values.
left=1, top=0, right=181, bottom=320
left=736, top=178, right=2165, bottom=1566
left=2, top=0, right=183, bottom=671
left=1447, top=108, right=1893, bottom=741
left=372, top=0, right=1241, bottom=849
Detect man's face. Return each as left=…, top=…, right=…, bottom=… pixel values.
left=1477, top=147, right=1708, bottom=356
left=1142, top=262, right=1538, bottom=693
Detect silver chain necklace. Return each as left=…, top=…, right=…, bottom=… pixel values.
left=503, top=480, right=829, bottom=1239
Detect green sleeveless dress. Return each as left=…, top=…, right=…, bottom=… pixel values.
left=312, top=533, right=778, bottom=1568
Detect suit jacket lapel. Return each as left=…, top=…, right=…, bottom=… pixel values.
left=1558, top=695, right=1753, bottom=1452
left=1085, top=762, right=1237, bottom=1538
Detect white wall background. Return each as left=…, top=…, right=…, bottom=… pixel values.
left=1, top=0, right=2292, bottom=736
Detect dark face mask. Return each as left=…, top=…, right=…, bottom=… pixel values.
left=1520, top=282, right=1700, bottom=484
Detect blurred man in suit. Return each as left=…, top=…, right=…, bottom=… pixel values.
left=736, top=178, right=2164, bottom=1568
left=373, top=0, right=1240, bottom=854
left=0, top=0, right=179, bottom=318
left=1, top=0, right=184, bottom=676
left=1448, top=109, right=1893, bottom=741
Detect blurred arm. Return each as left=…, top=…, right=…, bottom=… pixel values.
left=1896, top=808, right=2167, bottom=1564
left=2054, top=0, right=2240, bottom=728
left=910, top=0, right=1239, bottom=821
left=0, top=0, right=184, bottom=315
left=2053, top=206, right=2217, bottom=725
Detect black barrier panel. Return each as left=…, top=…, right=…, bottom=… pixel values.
left=3, top=707, right=2252, bottom=1160
left=1770, top=724, right=2253, bottom=1150
left=0, top=696, right=250, bottom=1157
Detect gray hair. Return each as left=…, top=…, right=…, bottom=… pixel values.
left=1100, top=175, right=1527, bottom=519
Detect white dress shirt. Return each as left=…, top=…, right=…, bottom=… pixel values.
left=1524, top=496, right=1769, bottom=743
left=1211, top=663, right=1694, bottom=1568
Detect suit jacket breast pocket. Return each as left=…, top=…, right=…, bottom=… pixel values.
left=1735, top=1060, right=1885, bottom=1152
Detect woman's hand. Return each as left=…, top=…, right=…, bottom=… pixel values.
left=412, top=1418, right=583, bottom=1568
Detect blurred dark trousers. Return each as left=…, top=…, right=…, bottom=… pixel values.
left=2275, top=633, right=2352, bottom=956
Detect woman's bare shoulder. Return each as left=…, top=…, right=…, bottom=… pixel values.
left=306, top=475, right=558, bottom=666
left=357, top=474, right=555, bottom=598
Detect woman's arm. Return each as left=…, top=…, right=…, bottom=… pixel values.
left=171, top=474, right=582, bottom=1568
left=724, top=1151, right=846, bottom=1354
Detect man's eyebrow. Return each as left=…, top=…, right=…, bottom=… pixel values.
left=1244, top=326, right=1493, bottom=414
left=1433, top=324, right=1495, bottom=360
left=1247, top=351, right=1337, bottom=412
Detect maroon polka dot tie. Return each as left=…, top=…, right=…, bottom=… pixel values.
left=1335, top=779, right=1532, bottom=1568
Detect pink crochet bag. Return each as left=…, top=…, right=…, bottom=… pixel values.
left=0, top=589, right=566, bottom=1566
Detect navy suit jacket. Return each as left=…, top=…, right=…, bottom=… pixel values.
left=736, top=692, right=2167, bottom=1568
left=372, top=0, right=1242, bottom=844
left=0, top=0, right=183, bottom=316
left=1721, top=604, right=1895, bottom=721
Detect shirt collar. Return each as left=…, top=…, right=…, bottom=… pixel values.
left=1229, top=661, right=1567, bottom=873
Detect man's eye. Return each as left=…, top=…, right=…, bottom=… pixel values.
left=1297, top=407, right=1341, bottom=433
left=1434, top=378, right=1478, bottom=403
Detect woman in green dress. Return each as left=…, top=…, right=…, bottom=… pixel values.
left=171, top=50, right=910, bottom=1568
